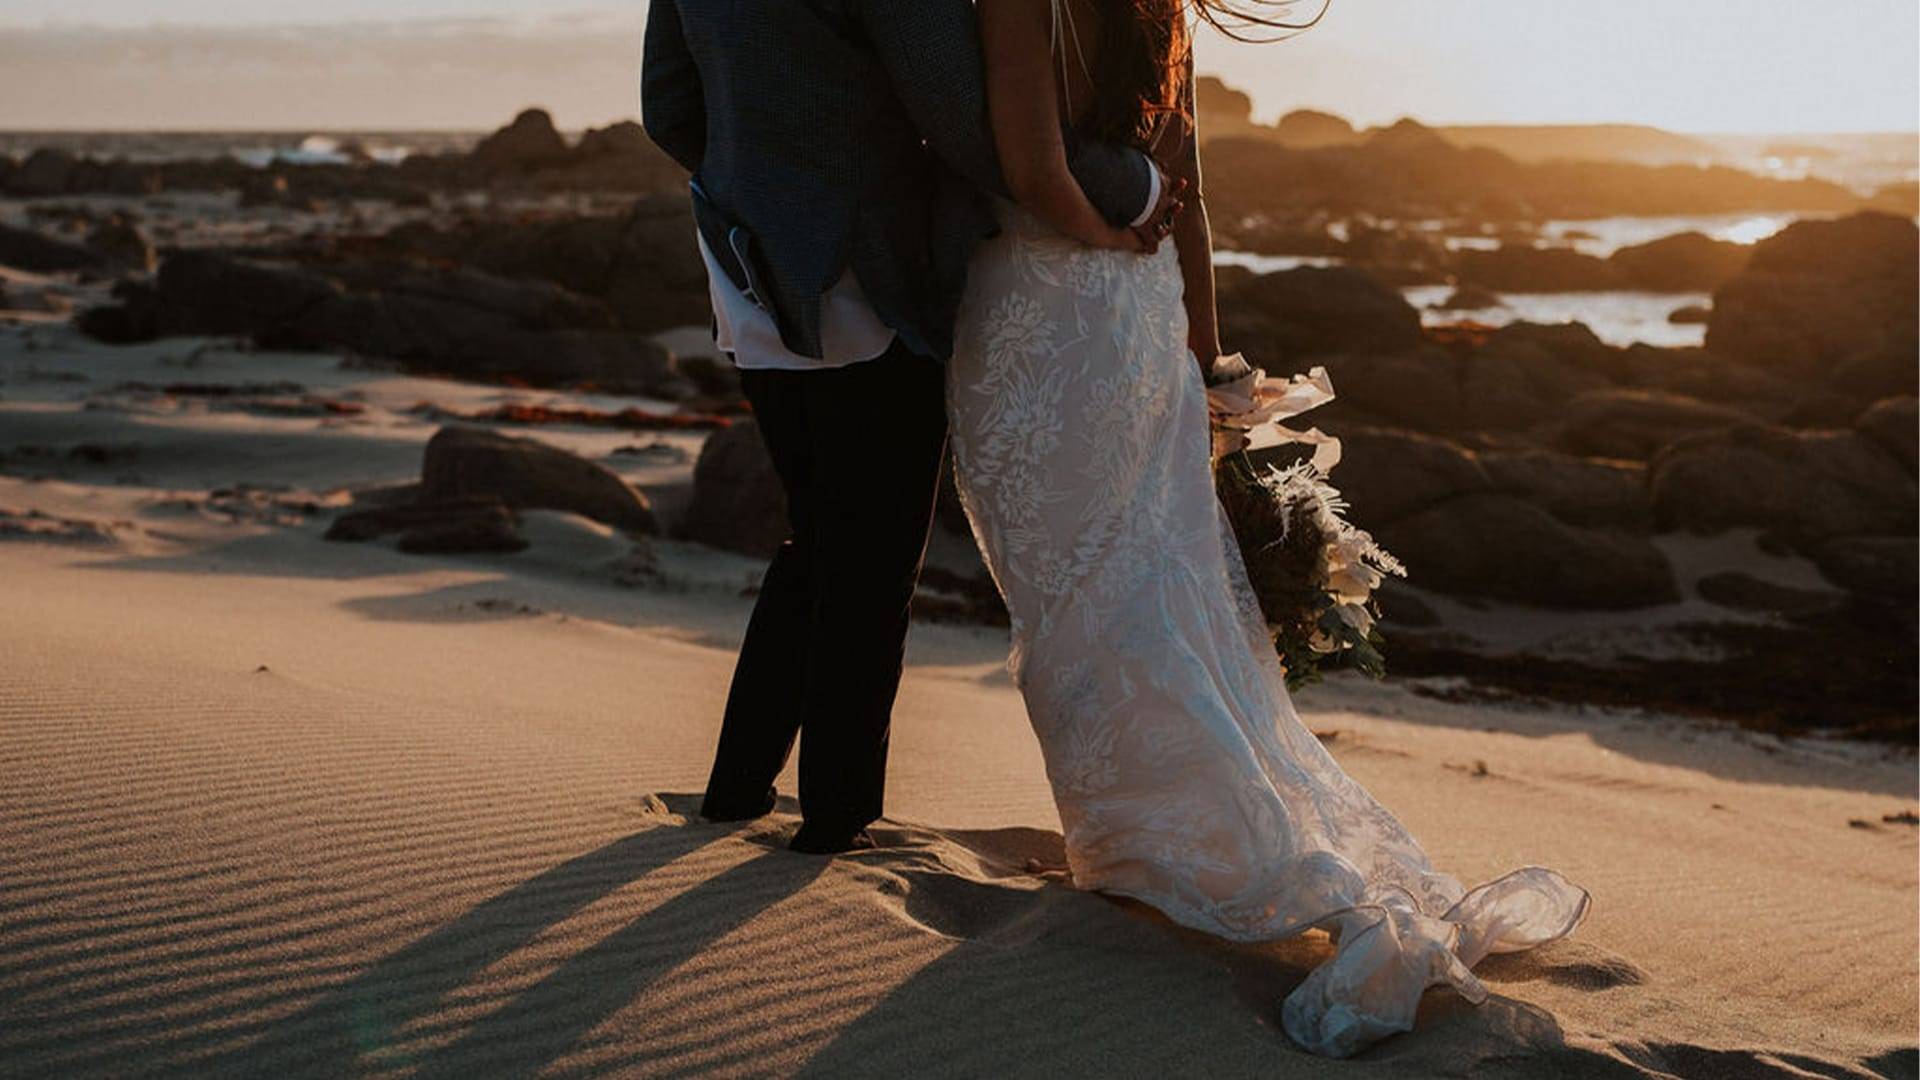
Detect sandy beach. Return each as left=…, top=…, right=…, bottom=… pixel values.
left=2, top=319, right=1914, bottom=1079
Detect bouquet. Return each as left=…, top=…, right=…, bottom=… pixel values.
left=1206, top=353, right=1405, bottom=689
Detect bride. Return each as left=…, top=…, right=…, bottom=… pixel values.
left=945, top=0, right=1590, bottom=1057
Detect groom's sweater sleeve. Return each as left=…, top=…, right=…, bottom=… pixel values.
left=856, top=0, right=1155, bottom=227
left=640, top=0, right=707, bottom=173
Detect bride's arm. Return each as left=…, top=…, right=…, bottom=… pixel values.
left=978, top=0, right=1142, bottom=252
left=1156, top=55, right=1222, bottom=365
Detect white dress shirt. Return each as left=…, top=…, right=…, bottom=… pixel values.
left=698, top=167, right=1162, bottom=371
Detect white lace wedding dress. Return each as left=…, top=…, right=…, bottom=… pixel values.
left=945, top=203, right=1591, bottom=1057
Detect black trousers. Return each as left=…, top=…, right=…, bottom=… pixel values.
left=701, top=342, right=949, bottom=833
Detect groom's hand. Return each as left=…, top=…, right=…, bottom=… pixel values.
left=1130, top=166, right=1189, bottom=254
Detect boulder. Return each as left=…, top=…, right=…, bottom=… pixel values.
left=1855, top=397, right=1917, bottom=474
left=1301, top=427, right=1490, bottom=525
left=1554, top=389, right=1757, bottom=460
left=0, top=223, right=110, bottom=275
left=1649, top=425, right=1918, bottom=545
left=85, top=213, right=157, bottom=273
left=1481, top=450, right=1652, bottom=531
left=326, top=496, right=529, bottom=554
left=1313, top=348, right=1467, bottom=432
left=1809, top=535, right=1919, bottom=600
left=1706, top=212, right=1919, bottom=381
left=1272, top=109, right=1359, bottom=149
left=470, top=108, right=571, bottom=172
left=7, top=148, right=79, bottom=196
left=1453, top=246, right=1621, bottom=292
left=1608, top=231, right=1751, bottom=292
left=573, top=121, right=655, bottom=160
left=1459, top=327, right=1616, bottom=431
left=1221, top=267, right=1425, bottom=363
left=678, top=420, right=787, bottom=557
left=421, top=426, right=657, bottom=536
left=1375, top=492, right=1679, bottom=609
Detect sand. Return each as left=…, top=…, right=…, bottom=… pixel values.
left=1, top=318, right=1916, bottom=1079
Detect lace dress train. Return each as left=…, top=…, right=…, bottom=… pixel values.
left=945, top=204, right=1590, bottom=1057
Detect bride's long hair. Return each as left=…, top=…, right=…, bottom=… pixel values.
left=1086, top=0, right=1331, bottom=148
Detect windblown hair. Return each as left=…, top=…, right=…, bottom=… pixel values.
left=1083, top=0, right=1332, bottom=149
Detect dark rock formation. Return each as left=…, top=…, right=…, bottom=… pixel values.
left=469, top=108, right=571, bottom=172
left=1481, top=449, right=1651, bottom=531
left=0, top=223, right=110, bottom=275
left=1608, top=231, right=1751, bottom=292
left=1706, top=212, right=1919, bottom=385
left=678, top=420, right=787, bottom=557
left=1375, top=492, right=1677, bottom=609
left=1454, top=246, right=1620, bottom=292
left=1855, top=397, right=1918, bottom=474
left=1553, top=389, right=1758, bottom=460
left=1809, top=535, right=1919, bottom=600
left=1649, top=424, right=1917, bottom=545
left=78, top=250, right=691, bottom=397
left=421, top=426, right=657, bottom=535
left=1222, top=267, right=1425, bottom=363
left=326, top=497, right=529, bottom=554
left=85, top=213, right=156, bottom=273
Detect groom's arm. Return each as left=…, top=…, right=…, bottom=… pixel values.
left=855, top=0, right=1156, bottom=227
left=640, top=0, right=706, bottom=172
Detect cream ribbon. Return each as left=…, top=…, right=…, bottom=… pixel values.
left=1205, top=353, right=1343, bottom=473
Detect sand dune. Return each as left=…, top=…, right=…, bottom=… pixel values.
left=1, top=323, right=1916, bottom=1078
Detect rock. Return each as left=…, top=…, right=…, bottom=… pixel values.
left=1608, top=231, right=1751, bottom=291
left=1695, top=571, right=1840, bottom=617
left=1453, top=246, right=1621, bottom=292
left=131, top=251, right=340, bottom=338
left=1196, top=76, right=1257, bottom=133
left=8, top=148, right=79, bottom=196
left=1313, top=348, right=1467, bottom=432
left=1650, top=425, right=1918, bottom=545
left=1554, top=389, right=1757, bottom=460
left=1222, top=267, right=1425, bottom=363
left=1706, top=212, right=1919, bottom=383
left=1430, top=284, right=1501, bottom=310
left=421, top=426, right=657, bottom=536
left=85, top=213, right=156, bottom=273
left=678, top=353, right=743, bottom=399
left=1459, top=325, right=1617, bottom=431
left=1375, top=492, right=1678, bottom=609
left=326, top=496, right=529, bottom=554
left=678, top=420, right=787, bottom=557
left=1809, top=535, right=1919, bottom=600
left=1855, top=397, right=1917, bottom=474
left=1301, top=427, right=1490, bottom=525
left=470, top=108, right=571, bottom=172
left=0, top=223, right=110, bottom=275
left=1668, top=304, right=1711, bottom=325
left=573, top=121, right=654, bottom=160
left=1272, top=109, right=1360, bottom=149
left=1481, top=450, right=1651, bottom=530
left=374, top=195, right=712, bottom=336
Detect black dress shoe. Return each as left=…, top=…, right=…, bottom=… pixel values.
left=701, top=787, right=776, bottom=822
left=789, top=824, right=876, bottom=855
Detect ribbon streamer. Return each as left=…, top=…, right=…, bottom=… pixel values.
left=1206, top=354, right=1343, bottom=473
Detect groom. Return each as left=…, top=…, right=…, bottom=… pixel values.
left=643, top=0, right=1179, bottom=854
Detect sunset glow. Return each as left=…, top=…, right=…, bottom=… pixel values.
left=1, top=0, right=1915, bottom=133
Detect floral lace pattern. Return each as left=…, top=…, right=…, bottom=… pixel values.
left=947, top=203, right=1590, bottom=1058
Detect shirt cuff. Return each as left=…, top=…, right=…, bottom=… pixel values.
left=1128, top=159, right=1163, bottom=229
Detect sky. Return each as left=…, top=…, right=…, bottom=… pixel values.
left=1, top=0, right=1915, bottom=132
